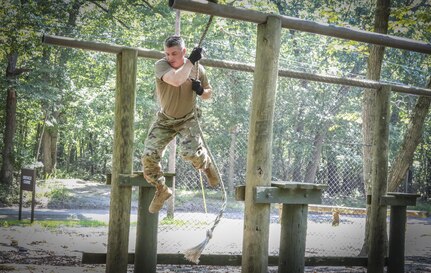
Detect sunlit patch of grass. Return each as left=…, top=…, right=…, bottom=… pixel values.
left=160, top=216, right=209, bottom=227
left=0, top=219, right=107, bottom=228
left=0, top=264, right=15, bottom=271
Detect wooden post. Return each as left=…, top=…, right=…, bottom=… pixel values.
left=106, top=48, right=138, bottom=273
left=279, top=204, right=308, bottom=273
left=242, top=15, right=281, bottom=273
left=134, top=187, right=158, bottom=273
left=367, top=85, right=391, bottom=273
left=388, top=205, right=406, bottom=273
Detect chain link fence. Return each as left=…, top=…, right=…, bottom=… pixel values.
left=153, top=126, right=371, bottom=256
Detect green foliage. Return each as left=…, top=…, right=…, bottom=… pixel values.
left=0, top=219, right=106, bottom=228
left=409, top=200, right=431, bottom=213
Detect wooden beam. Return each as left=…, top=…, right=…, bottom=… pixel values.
left=169, top=0, right=431, bottom=55
left=42, top=34, right=431, bottom=97
left=42, top=34, right=162, bottom=59
left=254, top=187, right=323, bottom=204
left=83, top=252, right=387, bottom=267
left=106, top=172, right=175, bottom=186
left=242, top=16, right=281, bottom=273
left=106, top=48, right=138, bottom=273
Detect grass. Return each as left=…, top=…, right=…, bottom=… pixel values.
left=409, top=200, right=431, bottom=213
left=160, top=216, right=210, bottom=227
left=0, top=265, right=15, bottom=271
left=0, top=219, right=107, bottom=228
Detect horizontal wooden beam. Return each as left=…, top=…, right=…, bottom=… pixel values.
left=169, top=0, right=431, bottom=55
left=367, top=193, right=420, bottom=206
left=42, top=34, right=431, bottom=97
left=255, top=186, right=323, bottom=204
left=106, top=172, right=175, bottom=187
left=83, top=252, right=383, bottom=267
left=271, top=181, right=328, bottom=190
left=42, top=34, right=163, bottom=58
left=380, top=193, right=420, bottom=206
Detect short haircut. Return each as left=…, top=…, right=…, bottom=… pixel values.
left=164, top=35, right=185, bottom=49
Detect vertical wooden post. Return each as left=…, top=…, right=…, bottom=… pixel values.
left=242, top=15, right=281, bottom=273
left=368, top=85, right=391, bottom=273
left=134, top=187, right=159, bottom=273
left=106, top=48, right=138, bottom=273
left=388, top=205, right=407, bottom=273
left=279, top=204, right=308, bottom=273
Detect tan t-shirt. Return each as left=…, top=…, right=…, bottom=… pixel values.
left=155, top=58, right=210, bottom=118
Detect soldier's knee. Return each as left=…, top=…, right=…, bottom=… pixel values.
left=142, top=150, right=160, bottom=165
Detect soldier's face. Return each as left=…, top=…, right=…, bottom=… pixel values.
left=164, top=45, right=186, bottom=69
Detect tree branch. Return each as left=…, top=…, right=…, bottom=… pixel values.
left=89, top=0, right=130, bottom=29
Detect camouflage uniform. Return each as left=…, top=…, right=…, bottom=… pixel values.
left=142, top=55, right=212, bottom=187
left=142, top=110, right=211, bottom=187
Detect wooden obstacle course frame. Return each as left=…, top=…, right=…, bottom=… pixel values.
left=42, top=1, right=428, bottom=272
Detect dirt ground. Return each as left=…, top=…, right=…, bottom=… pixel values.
left=1, top=178, right=430, bottom=273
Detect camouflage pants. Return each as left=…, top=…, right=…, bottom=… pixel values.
left=142, top=111, right=211, bottom=187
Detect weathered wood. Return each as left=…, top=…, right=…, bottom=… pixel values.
left=242, top=16, right=281, bottom=273
left=106, top=48, right=137, bottom=273
left=235, top=185, right=246, bottom=201
left=254, top=187, right=323, bottom=204
left=388, top=206, right=407, bottom=273
left=169, top=0, right=431, bottom=55
left=42, top=34, right=431, bottom=97
left=368, top=85, right=391, bottom=273
left=380, top=195, right=420, bottom=206
left=106, top=172, right=175, bottom=186
left=279, top=204, right=308, bottom=273
left=83, top=252, right=384, bottom=267
left=134, top=186, right=158, bottom=273
left=271, top=181, right=328, bottom=190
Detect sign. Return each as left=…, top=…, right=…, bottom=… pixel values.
left=21, top=169, right=35, bottom=191
left=19, top=168, right=36, bottom=222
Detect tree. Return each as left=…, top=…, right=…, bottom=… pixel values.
left=388, top=79, right=431, bottom=191
left=360, top=0, right=390, bottom=256
left=0, top=0, right=32, bottom=185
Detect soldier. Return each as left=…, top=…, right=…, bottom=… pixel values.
left=142, top=35, right=218, bottom=214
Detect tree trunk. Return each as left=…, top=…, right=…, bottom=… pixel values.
left=304, top=131, right=325, bottom=183
left=388, top=79, right=431, bottom=192
left=360, top=0, right=390, bottom=256
left=1, top=52, right=19, bottom=186
left=42, top=111, right=59, bottom=174
left=289, top=97, right=306, bottom=181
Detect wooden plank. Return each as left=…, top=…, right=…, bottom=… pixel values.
left=242, top=16, right=281, bottom=273
left=380, top=196, right=418, bottom=206
left=106, top=48, right=137, bottom=273
left=106, top=172, right=175, bottom=187
left=271, top=181, right=328, bottom=190
left=83, top=252, right=386, bottom=267
left=255, top=187, right=323, bottom=204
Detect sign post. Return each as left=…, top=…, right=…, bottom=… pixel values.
left=19, top=168, right=36, bottom=223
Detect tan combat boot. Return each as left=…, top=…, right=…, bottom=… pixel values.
left=148, top=184, right=172, bottom=213
left=204, top=163, right=219, bottom=187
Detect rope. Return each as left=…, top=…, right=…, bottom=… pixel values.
left=184, top=4, right=228, bottom=263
